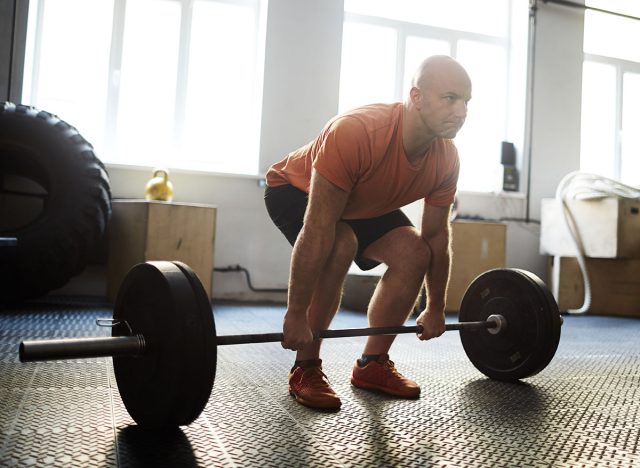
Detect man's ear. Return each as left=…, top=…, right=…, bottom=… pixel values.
left=409, top=86, right=422, bottom=108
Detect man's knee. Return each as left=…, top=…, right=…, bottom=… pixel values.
left=333, top=222, right=358, bottom=264
left=361, top=226, right=431, bottom=273
left=392, top=230, right=431, bottom=273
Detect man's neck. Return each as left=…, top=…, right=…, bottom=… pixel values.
left=402, top=103, right=436, bottom=162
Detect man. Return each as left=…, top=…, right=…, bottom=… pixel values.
left=264, top=55, right=471, bottom=410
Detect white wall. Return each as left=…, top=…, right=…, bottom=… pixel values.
left=259, top=0, right=344, bottom=172
left=526, top=1, right=585, bottom=222
left=31, top=1, right=587, bottom=300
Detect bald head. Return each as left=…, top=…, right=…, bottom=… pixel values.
left=404, top=55, right=472, bottom=143
left=411, top=55, right=470, bottom=92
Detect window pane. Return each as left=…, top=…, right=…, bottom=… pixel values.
left=339, top=22, right=397, bottom=112
left=455, top=40, right=507, bottom=192
left=580, top=61, right=616, bottom=178
left=24, top=0, right=113, bottom=148
left=114, top=0, right=181, bottom=166
left=345, top=0, right=509, bottom=37
left=22, top=0, right=266, bottom=175
left=403, top=37, right=450, bottom=97
left=621, top=72, right=640, bottom=186
left=183, top=1, right=261, bottom=174
left=584, top=10, right=640, bottom=63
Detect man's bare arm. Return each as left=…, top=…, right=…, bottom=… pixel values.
left=416, top=203, right=452, bottom=340
left=282, top=170, right=349, bottom=350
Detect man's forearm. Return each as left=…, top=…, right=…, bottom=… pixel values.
left=424, top=237, right=451, bottom=310
left=287, top=226, right=335, bottom=317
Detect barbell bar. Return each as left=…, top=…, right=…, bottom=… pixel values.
left=19, top=315, right=506, bottom=362
left=17, top=261, right=562, bottom=429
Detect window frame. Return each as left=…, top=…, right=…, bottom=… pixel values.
left=22, top=0, right=266, bottom=175
left=342, top=11, right=509, bottom=107
left=340, top=4, right=524, bottom=193
left=582, top=53, right=640, bottom=181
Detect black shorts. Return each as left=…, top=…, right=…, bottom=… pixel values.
left=264, top=184, right=414, bottom=271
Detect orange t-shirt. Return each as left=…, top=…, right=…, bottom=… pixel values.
left=266, top=102, right=459, bottom=219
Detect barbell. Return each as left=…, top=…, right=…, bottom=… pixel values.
left=19, top=261, right=563, bottom=429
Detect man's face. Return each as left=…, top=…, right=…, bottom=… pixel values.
left=414, top=67, right=472, bottom=139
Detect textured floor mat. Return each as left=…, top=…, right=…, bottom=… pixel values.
left=0, top=302, right=639, bottom=467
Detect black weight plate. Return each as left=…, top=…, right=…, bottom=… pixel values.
left=171, top=261, right=217, bottom=425
left=458, top=268, right=561, bottom=382
left=112, top=261, right=215, bottom=429
left=499, top=269, right=561, bottom=379
left=524, top=270, right=562, bottom=376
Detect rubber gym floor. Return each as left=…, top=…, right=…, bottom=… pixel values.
left=0, top=300, right=638, bottom=467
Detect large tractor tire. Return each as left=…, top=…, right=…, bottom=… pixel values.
left=0, top=102, right=111, bottom=302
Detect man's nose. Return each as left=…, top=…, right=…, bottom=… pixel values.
left=454, top=100, right=468, bottom=119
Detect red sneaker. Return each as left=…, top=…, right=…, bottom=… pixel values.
left=288, top=360, right=341, bottom=410
left=351, top=354, right=421, bottom=398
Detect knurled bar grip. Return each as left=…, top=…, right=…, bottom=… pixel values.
left=19, top=335, right=146, bottom=362
left=18, top=320, right=495, bottom=361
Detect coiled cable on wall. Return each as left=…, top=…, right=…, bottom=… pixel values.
left=555, top=171, right=640, bottom=314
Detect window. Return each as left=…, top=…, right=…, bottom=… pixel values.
left=22, top=0, right=267, bottom=175
left=580, top=61, right=617, bottom=179
left=581, top=1, right=640, bottom=186
left=340, top=0, right=527, bottom=192
left=622, top=72, right=640, bottom=181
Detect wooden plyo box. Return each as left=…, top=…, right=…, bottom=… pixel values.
left=446, top=220, right=507, bottom=312
left=540, top=197, right=640, bottom=258
left=549, top=256, right=640, bottom=317
left=107, top=200, right=216, bottom=303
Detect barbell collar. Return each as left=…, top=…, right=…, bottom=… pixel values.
left=19, top=335, right=146, bottom=362
left=486, top=314, right=508, bottom=335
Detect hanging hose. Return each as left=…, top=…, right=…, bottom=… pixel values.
left=554, top=171, right=640, bottom=314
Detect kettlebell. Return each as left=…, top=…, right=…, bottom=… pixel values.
left=144, top=168, right=174, bottom=202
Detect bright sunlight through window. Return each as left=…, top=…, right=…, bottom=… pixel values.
left=22, top=0, right=267, bottom=175
left=582, top=1, right=640, bottom=186
left=580, top=61, right=617, bottom=179
left=340, top=0, right=525, bottom=193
